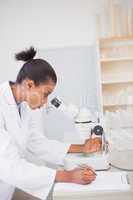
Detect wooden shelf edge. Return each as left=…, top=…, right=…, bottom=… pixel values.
left=103, top=104, right=133, bottom=107
left=100, top=36, right=133, bottom=42
left=100, top=57, right=133, bottom=62
left=102, top=80, right=133, bottom=84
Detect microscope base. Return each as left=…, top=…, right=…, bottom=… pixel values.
left=64, top=152, right=110, bottom=171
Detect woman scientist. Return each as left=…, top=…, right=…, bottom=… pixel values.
left=0, top=47, right=101, bottom=200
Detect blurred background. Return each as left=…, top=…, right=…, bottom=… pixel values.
left=1, top=0, right=133, bottom=148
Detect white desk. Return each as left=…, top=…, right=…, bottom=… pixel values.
left=53, top=173, right=133, bottom=200
left=53, top=152, right=133, bottom=200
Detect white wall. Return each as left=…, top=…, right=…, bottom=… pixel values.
left=39, top=45, right=101, bottom=111
left=0, top=0, right=133, bottom=82
left=0, top=0, right=104, bottom=82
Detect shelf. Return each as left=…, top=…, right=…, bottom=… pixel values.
left=102, top=80, right=133, bottom=85
left=103, top=103, right=133, bottom=107
left=103, top=104, right=133, bottom=112
left=100, top=57, right=133, bottom=62
left=100, top=36, right=133, bottom=43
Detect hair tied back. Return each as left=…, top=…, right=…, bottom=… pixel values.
left=15, top=46, right=36, bottom=62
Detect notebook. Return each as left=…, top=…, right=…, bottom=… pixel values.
left=54, top=172, right=130, bottom=193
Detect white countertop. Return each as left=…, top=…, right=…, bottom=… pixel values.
left=53, top=150, right=133, bottom=200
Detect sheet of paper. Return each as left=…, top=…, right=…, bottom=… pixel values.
left=54, top=172, right=130, bottom=192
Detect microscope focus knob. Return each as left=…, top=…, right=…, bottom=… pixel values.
left=92, top=125, right=103, bottom=136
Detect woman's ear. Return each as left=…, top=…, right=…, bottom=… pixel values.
left=24, top=79, right=35, bottom=90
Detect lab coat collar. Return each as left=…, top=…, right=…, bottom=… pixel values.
left=0, top=82, right=29, bottom=150
left=1, top=81, right=22, bottom=126
left=1, top=81, right=18, bottom=106
left=2, top=81, right=30, bottom=111
left=1, top=81, right=31, bottom=124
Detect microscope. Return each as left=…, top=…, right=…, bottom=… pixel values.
left=64, top=123, right=110, bottom=171
left=51, top=97, right=110, bottom=171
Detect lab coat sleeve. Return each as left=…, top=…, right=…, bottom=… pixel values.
left=0, top=114, right=56, bottom=199
left=27, top=109, right=71, bottom=166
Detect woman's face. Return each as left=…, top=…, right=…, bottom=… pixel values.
left=24, top=79, right=55, bottom=109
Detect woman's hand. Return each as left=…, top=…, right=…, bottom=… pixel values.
left=69, top=167, right=96, bottom=185
left=83, top=137, right=102, bottom=153
left=68, top=137, right=102, bottom=153
left=55, top=166, right=96, bottom=185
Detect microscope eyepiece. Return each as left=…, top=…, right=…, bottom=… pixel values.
left=51, top=97, right=61, bottom=108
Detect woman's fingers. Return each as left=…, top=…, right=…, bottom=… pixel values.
left=82, top=167, right=96, bottom=183
left=83, top=175, right=96, bottom=181
left=84, top=137, right=102, bottom=153
left=79, top=164, right=96, bottom=175
left=82, top=173, right=96, bottom=183
left=70, top=167, right=97, bottom=185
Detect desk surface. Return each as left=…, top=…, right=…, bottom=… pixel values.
left=53, top=150, right=133, bottom=200
left=53, top=173, right=133, bottom=200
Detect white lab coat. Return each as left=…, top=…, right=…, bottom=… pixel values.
left=0, top=81, right=70, bottom=200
